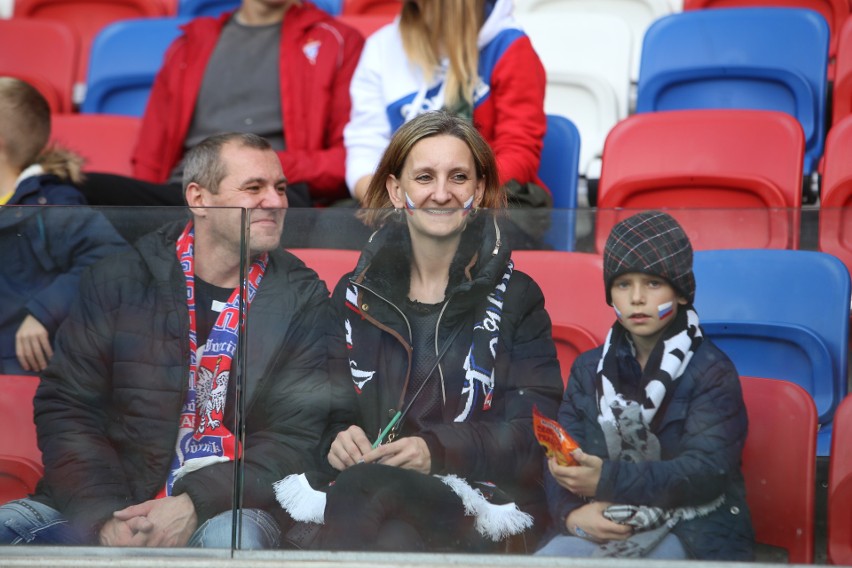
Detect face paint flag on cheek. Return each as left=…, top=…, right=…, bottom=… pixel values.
left=462, top=195, right=474, bottom=216
left=405, top=193, right=416, bottom=215
left=614, top=306, right=623, bottom=320
left=658, top=301, right=673, bottom=320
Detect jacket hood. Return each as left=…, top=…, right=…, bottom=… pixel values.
left=0, top=173, right=80, bottom=230
left=478, top=0, right=520, bottom=48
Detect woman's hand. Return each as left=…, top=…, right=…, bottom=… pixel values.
left=363, top=436, right=431, bottom=474
left=548, top=449, right=603, bottom=498
left=566, top=501, right=633, bottom=543
left=328, top=425, right=373, bottom=471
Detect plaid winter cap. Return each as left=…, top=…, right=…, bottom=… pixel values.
left=603, top=210, right=695, bottom=306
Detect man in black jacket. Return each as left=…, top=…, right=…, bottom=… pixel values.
left=0, top=132, right=330, bottom=548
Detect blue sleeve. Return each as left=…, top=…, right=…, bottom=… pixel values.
left=25, top=208, right=127, bottom=333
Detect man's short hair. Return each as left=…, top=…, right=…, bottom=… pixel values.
left=182, top=132, right=273, bottom=195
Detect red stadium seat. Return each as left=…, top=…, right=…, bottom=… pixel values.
left=740, top=376, right=817, bottom=564
left=833, top=16, right=852, bottom=125
left=0, top=18, right=78, bottom=113
left=683, top=0, right=849, bottom=80
left=287, top=248, right=359, bottom=293
left=820, top=114, right=852, bottom=358
left=0, top=375, right=43, bottom=503
left=512, top=251, right=612, bottom=341
left=513, top=251, right=612, bottom=383
left=512, top=251, right=612, bottom=342
left=550, top=323, right=599, bottom=388
left=828, top=394, right=852, bottom=565
left=596, top=109, right=804, bottom=251
left=336, top=13, right=394, bottom=38
left=820, top=114, right=852, bottom=276
left=341, top=0, right=401, bottom=16
left=50, top=113, right=141, bottom=176
left=14, top=0, right=174, bottom=96
left=820, top=114, right=852, bottom=269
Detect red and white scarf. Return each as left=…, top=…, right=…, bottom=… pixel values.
left=161, top=221, right=267, bottom=495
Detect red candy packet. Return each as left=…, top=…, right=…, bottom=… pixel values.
left=533, top=405, right=580, bottom=466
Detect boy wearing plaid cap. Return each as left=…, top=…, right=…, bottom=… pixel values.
left=537, top=211, right=754, bottom=560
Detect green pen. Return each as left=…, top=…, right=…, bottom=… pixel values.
left=372, top=410, right=402, bottom=449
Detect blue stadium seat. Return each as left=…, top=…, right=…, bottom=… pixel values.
left=81, top=16, right=191, bottom=116
left=177, top=0, right=238, bottom=17
left=636, top=7, right=830, bottom=182
left=540, top=114, right=580, bottom=210
left=177, top=0, right=343, bottom=18
left=539, top=114, right=580, bottom=251
left=310, top=0, right=343, bottom=15
left=693, top=249, right=850, bottom=456
left=177, top=0, right=343, bottom=17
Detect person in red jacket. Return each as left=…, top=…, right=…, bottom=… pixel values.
left=81, top=0, right=364, bottom=208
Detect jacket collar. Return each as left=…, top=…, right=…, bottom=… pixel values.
left=351, top=212, right=511, bottom=316
left=197, top=1, right=329, bottom=36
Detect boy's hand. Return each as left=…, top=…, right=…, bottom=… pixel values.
left=566, top=501, right=633, bottom=542
left=548, top=449, right=603, bottom=498
left=15, top=315, right=53, bottom=372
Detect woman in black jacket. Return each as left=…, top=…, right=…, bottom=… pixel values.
left=275, top=110, right=563, bottom=552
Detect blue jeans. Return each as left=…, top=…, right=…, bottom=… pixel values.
left=189, top=508, right=280, bottom=549
left=0, top=499, right=84, bottom=545
left=0, top=499, right=279, bottom=549
left=536, top=533, right=688, bottom=559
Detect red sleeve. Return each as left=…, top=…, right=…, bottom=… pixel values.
left=488, top=36, right=548, bottom=187
left=131, top=35, right=190, bottom=184
left=277, top=24, right=365, bottom=202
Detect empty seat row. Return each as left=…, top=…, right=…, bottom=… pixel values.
left=522, top=5, right=832, bottom=206
left=0, top=4, right=842, bottom=208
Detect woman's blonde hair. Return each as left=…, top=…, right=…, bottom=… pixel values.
left=360, top=110, right=506, bottom=228
left=0, top=77, right=83, bottom=184
left=399, top=0, right=484, bottom=111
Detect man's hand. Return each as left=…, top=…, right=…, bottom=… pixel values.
left=328, top=425, right=374, bottom=471
left=566, top=501, right=632, bottom=543
left=363, top=436, right=431, bottom=474
left=548, top=449, right=604, bottom=498
left=15, top=314, right=53, bottom=372
left=111, top=493, right=198, bottom=547
left=99, top=517, right=150, bottom=547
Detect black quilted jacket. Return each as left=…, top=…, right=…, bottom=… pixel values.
left=33, top=221, right=331, bottom=542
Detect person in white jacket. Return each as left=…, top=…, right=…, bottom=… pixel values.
left=344, top=0, right=548, bottom=204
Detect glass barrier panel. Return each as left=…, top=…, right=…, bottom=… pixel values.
left=238, top=205, right=839, bottom=568
left=0, top=204, right=839, bottom=567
